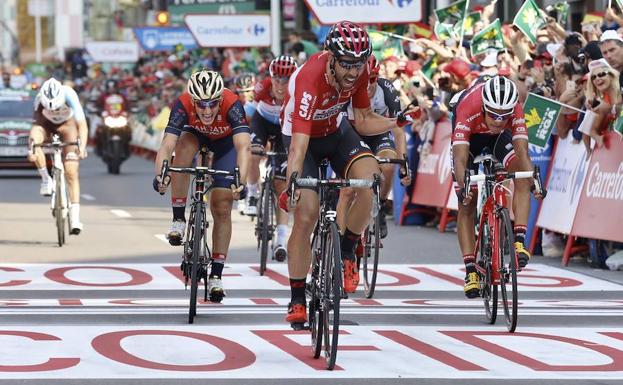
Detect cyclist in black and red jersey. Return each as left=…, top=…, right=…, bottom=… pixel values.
left=452, top=75, right=542, bottom=298
left=244, top=55, right=298, bottom=262
left=278, top=21, right=419, bottom=324
left=153, top=69, right=251, bottom=303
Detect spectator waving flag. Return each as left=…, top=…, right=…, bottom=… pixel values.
left=434, top=0, right=468, bottom=41
left=470, top=19, right=504, bottom=56
left=513, top=0, right=547, bottom=44
left=421, top=54, right=439, bottom=82
left=523, top=93, right=563, bottom=148
left=369, top=30, right=405, bottom=60
left=553, top=2, right=570, bottom=25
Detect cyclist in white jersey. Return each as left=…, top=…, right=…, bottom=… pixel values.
left=27, top=78, right=88, bottom=234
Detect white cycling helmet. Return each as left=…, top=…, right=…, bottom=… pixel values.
left=482, top=75, right=518, bottom=111
left=187, top=70, right=224, bottom=100
left=39, top=78, right=65, bottom=110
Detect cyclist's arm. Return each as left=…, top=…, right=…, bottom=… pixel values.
left=228, top=100, right=251, bottom=185
left=155, top=99, right=186, bottom=175
left=452, top=144, right=470, bottom=189
left=353, top=107, right=397, bottom=136
left=383, top=79, right=407, bottom=158
left=66, top=87, right=89, bottom=153
left=286, top=132, right=310, bottom=185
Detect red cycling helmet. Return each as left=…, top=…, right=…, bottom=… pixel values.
left=269, top=55, right=298, bottom=77
left=368, top=54, right=380, bottom=76
left=324, top=20, right=371, bottom=60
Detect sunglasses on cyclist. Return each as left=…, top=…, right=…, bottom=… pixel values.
left=337, top=59, right=366, bottom=70
left=195, top=98, right=221, bottom=109
left=591, top=71, right=610, bottom=81
left=484, top=107, right=513, bottom=122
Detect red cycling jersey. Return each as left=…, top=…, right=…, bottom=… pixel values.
left=253, top=77, right=282, bottom=125
left=165, top=88, right=248, bottom=140
left=281, top=51, right=370, bottom=138
left=452, top=83, right=529, bottom=146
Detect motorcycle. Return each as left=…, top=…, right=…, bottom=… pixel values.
left=94, top=94, right=132, bottom=174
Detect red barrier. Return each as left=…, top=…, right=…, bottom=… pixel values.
left=571, top=132, right=623, bottom=244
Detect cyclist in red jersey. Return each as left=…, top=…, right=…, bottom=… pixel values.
left=153, top=69, right=251, bottom=303
left=452, top=75, right=542, bottom=298
left=278, top=21, right=420, bottom=324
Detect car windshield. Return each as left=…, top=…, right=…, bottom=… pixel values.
left=0, top=99, right=33, bottom=119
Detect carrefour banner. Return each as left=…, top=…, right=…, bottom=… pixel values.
left=572, top=132, right=623, bottom=243
left=185, top=14, right=270, bottom=47
left=133, top=27, right=198, bottom=51
left=304, top=0, right=423, bottom=24
left=536, top=135, right=590, bottom=234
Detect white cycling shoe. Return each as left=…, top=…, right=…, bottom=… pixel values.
left=243, top=196, right=258, bottom=216
left=69, top=208, right=83, bottom=235
left=166, top=220, right=186, bottom=246
left=208, top=277, right=226, bottom=303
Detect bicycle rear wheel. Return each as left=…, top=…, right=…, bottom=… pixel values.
left=498, top=208, right=518, bottom=332
left=478, top=221, right=497, bottom=324
left=322, top=222, right=342, bottom=370
left=188, top=205, right=203, bottom=324
left=53, top=171, right=65, bottom=247
left=258, top=182, right=270, bottom=275
left=363, top=215, right=380, bottom=298
left=309, top=224, right=323, bottom=359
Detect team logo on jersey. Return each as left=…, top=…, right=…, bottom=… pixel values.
left=299, top=92, right=313, bottom=118
left=321, top=99, right=330, bottom=106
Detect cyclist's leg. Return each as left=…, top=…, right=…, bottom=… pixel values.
left=453, top=137, right=482, bottom=297
left=499, top=133, right=532, bottom=268
left=58, top=120, right=80, bottom=203
left=272, top=136, right=289, bottom=260
left=331, top=120, right=377, bottom=293
left=167, top=131, right=200, bottom=242
left=28, top=124, right=53, bottom=195
left=373, top=133, right=398, bottom=239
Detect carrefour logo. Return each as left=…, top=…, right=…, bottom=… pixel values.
left=249, top=24, right=266, bottom=36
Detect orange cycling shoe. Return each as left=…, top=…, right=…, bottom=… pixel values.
left=285, top=301, right=307, bottom=323
left=343, top=258, right=359, bottom=294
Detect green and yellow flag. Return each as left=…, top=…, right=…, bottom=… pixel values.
left=553, top=2, right=570, bottom=25
left=524, top=93, right=563, bottom=148
left=369, top=30, right=404, bottom=60
left=463, top=11, right=482, bottom=37
left=421, top=54, right=439, bottom=82
left=434, top=0, right=468, bottom=41
left=470, top=19, right=504, bottom=56
left=513, top=0, right=547, bottom=44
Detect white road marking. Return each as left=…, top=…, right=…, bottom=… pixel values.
left=110, top=209, right=132, bottom=218
left=81, top=194, right=96, bottom=201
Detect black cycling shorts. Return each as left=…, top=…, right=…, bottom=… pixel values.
left=451, top=131, right=516, bottom=179
left=282, top=119, right=374, bottom=180
left=181, top=127, right=238, bottom=189
left=360, top=132, right=396, bottom=156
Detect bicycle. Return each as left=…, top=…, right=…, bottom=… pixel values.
left=464, top=154, right=546, bottom=332
left=160, top=152, right=240, bottom=324
left=289, top=160, right=378, bottom=370
left=252, top=144, right=287, bottom=275
left=360, top=154, right=410, bottom=299
left=31, top=134, right=80, bottom=247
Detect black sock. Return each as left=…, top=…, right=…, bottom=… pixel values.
left=210, top=262, right=224, bottom=278
left=172, top=206, right=186, bottom=222
left=514, top=225, right=527, bottom=245
left=341, top=228, right=360, bottom=258
left=464, top=254, right=476, bottom=274
left=290, top=278, right=306, bottom=303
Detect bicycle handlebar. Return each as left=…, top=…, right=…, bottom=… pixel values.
left=294, top=178, right=375, bottom=189
left=30, top=139, right=81, bottom=154
left=463, top=165, right=547, bottom=198
left=251, top=149, right=287, bottom=157
left=161, top=160, right=241, bottom=184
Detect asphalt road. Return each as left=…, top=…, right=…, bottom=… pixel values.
left=1, top=153, right=622, bottom=384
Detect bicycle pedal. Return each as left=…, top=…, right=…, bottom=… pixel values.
left=290, top=322, right=310, bottom=331
left=168, top=237, right=182, bottom=246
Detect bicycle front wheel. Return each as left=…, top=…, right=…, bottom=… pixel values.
left=322, top=222, right=342, bottom=370
left=189, top=205, right=204, bottom=324
left=258, top=182, right=270, bottom=275
left=53, top=171, right=65, bottom=247
left=309, top=223, right=323, bottom=359
left=478, top=220, right=497, bottom=324
left=498, top=208, right=518, bottom=332
left=363, top=215, right=380, bottom=298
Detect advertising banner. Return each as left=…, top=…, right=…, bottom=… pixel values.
left=185, top=14, right=271, bottom=47
left=536, top=135, right=590, bottom=234
left=133, top=27, right=198, bottom=51
left=303, top=0, right=423, bottom=25
left=572, top=133, right=623, bottom=243
left=525, top=135, right=554, bottom=246
left=411, top=120, right=453, bottom=208
left=85, top=41, right=139, bottom=63
left=168, top=0, right=257, bottom=25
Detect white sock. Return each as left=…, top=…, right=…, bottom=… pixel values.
left=38, top=168, right=51, bottom=181
left=248, top=183, right=259, bottom=197
left=277, top=224, right=288, bottom=246
left=70, top=203, right=80, bottom=220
